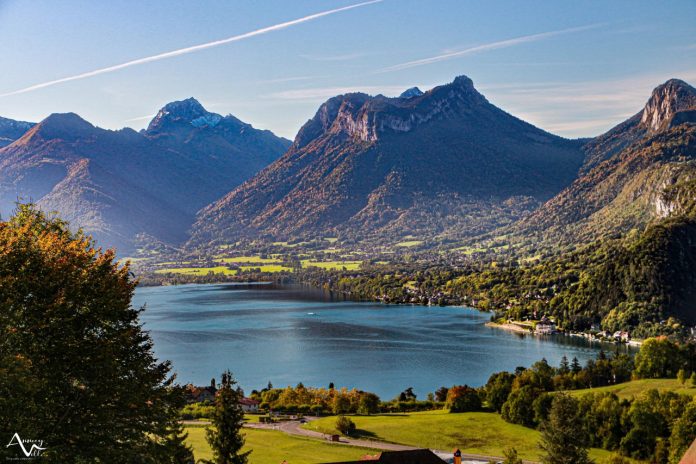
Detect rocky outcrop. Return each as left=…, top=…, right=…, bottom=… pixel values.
left=640, top=79, right=696, bottom=132
left=294, top=76, right=491, bottom=145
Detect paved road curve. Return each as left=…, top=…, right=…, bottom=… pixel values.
left=245, top=417, right=539, bottom=464
left=183, top=417, right=538, bottom=464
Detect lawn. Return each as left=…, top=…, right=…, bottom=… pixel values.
left=567, top=378, right=696, bottom=400
left=303, top=410, right=631, bottom=463
left=185, top=426, right=380, bottom=464
left=394, top=240, right=423, bottom=247
left=301, top=260, right=362, bottom=271
left=217, top=256, right=283, bottom=264
left=240, top=264, right=293, bottom=273
left=154, top=266, right=237, bottom=275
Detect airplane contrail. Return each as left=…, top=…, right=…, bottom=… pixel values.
left=0, top=0, right=383, bottom=98
left=377, top=23, right=603, bottom=73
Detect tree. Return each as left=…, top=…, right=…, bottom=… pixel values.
left=485, top=372, right=515, bottom=412
left=204, top=371, right=251, bottom=464
left=501, top=386, right=539, bottom=427
left=333, top=395, right=351, bottom=414
left=335, top=415, right=356, bottom=436
left=634, top=338, right=682, bottom=378
left=539, top=394, right=593, bottom=464
left=668, top=401, right=696, bottom=463
left=571, top=357, right=582, bottom=374
left=446, top=385, right=481, bottom=412
left=677, top=369, right=687, bottom=385
left=435, top=386, right=449, bottom=402
left=398, top=387, right=417, bottom=401
left=502, top=447, right=523, bottom=464
left=559, top=356, right=570, bottom=375
left=358, top=392, right=380, bottom=415
left=0, top=204, right=189, bottom=462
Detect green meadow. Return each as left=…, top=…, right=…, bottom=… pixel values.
left=154, top=266, right=237, bottom=275
left=303, top=410, right=635, bottom=463
left=567, top=378, right=696, bottom=400
left=301, top=260, right=362, bottom=271
left=217, top=256, right=283, bottom=264
left=185, top=426, right=380, bottom=464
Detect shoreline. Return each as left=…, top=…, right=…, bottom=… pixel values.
left=485, top=321, right=532, bottom=334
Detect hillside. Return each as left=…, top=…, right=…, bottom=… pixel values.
left=0, top=116, right=34, bottom=148
left=516, top=79, right=696, bottom=247
left=190, top=75, right=585, bottom=247
left=0, top=100, right=289, bottom=253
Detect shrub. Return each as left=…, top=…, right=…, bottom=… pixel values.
left=335, top=415, right=356, bottom=436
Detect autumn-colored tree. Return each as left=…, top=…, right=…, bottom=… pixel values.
left=0, top=204, right=192, bottom=462
left=445, top=385, right=481, bottom=413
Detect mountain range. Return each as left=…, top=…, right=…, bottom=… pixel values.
left=190, top=76, right=585, bottom=246
left=0, top=99, right=289, bottom=253
left=1, top=75, right=694, bottom=256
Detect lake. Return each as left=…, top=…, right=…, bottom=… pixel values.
left=134, top=283, right=619, bottom=398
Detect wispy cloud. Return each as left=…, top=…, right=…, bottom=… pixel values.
left=124, top=114, right=157, bottom=123
left=265, top=85, right=416, bottom=101
left=484, top=69, right=696, bottom=137
left=299, top=52, right=366, bottom=61
left=377, top=23, right=603, bottom=73
left=259, top=75, right=324, bottom=84
left=0, top=0, right=383, bottom=98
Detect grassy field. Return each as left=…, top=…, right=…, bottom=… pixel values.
left=568, top=378, right=696, bottom=400
left=394, top=240, right=423, bottom=247
left=301, top=260, right=362, bottom=271
left=185, top=426, right=380, bottom=464
left=303, top=410, right=629, bottom=463
left=240, top=264, right=293, bottom=273
left=217, top=256, right=283, bottom=264
left=154, top=266, right=237, bottom=275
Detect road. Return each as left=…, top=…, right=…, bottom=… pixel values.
left=245, top=417, right=524, bottom=464
left=183, top=417, right=539, bottom=464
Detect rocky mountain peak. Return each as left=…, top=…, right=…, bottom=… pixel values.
left=147, top=97, right=223, bottom=132
left=641, top=78, right=696, bottom=132
left=293, top=76, right=492, bottom=148
left=452, top=74, right=475, bottom=89
left=400, top=87, right=424, bottom=99
left=27, top=113, right=95, bottom=141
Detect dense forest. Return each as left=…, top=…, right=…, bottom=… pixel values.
left=301, top=210, right=696, bottom=339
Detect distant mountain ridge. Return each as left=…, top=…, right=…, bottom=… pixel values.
left=0, top=100, right=290, bottom=253
left=190, top=75, right=586, bottom=246
left=516, top=78, right=696, bottom=246
left=0, top=116, right=34, bottom=147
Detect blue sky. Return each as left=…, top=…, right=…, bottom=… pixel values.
left=1, top=0, right=694, bottom=139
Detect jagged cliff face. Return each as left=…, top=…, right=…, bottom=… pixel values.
left=640, top=79, right=696, bottom=132
left=190, top=75, right=585, bottom=245
left=516, top=78, right=696, bottom=245
left=295, top=76, right=487, bottom=145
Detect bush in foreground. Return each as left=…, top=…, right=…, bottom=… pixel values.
left=335, top=415, right=356, bottom=436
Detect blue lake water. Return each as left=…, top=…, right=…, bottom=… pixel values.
left=134, top=283, right=619, bottom=398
